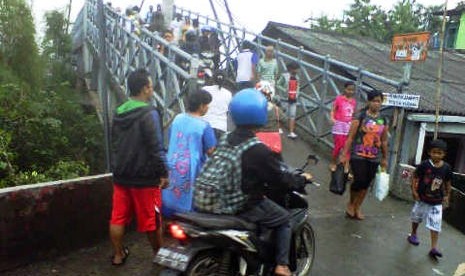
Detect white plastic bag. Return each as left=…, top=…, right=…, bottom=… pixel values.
left=374, top=169, right=390, bottom=201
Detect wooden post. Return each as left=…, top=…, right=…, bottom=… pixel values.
left=434, top=0, right=449, bottom=139
left=388, top=63, right=411, bottom=177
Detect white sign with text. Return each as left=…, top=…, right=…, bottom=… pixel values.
left=382, top=93, right=420, bottom=109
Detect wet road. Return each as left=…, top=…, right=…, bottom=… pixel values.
left=4, top=134, right=465, bottom=276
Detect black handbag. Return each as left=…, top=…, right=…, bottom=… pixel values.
left=329, top=163, right=348, bottom=195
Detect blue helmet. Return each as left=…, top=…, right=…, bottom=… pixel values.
left=229, top=88, right=268, bottom=126
left=201, top=25, right=215, bottom=33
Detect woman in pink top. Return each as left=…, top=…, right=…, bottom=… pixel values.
left=330, top=82, right=356, bottom=172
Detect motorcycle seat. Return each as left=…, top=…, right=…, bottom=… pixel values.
left=174, top=212, right=257, bottom=231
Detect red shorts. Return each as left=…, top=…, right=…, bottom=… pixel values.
left=332, top=134, right=350, bottom=159
left=110, top=183, right=162, bottom=232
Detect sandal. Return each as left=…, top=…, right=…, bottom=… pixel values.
left=407, top=234, right=420, bottom=246
left=429, top=248, right=443, bottom=259
left=111, top=246, right=130, bottom=266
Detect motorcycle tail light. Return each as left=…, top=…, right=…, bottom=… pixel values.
left=169, top=223, right=187, bottom=240
left=197, top=71, right=205, bottom=78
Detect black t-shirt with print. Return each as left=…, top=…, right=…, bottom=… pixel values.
left=415, top=159, right=452, bottom=205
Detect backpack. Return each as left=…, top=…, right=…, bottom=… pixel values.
left=288, top=77, right=298, bottom=102
left=193, top=135, right=261, bottom=215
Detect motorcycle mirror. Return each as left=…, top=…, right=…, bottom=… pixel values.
left=300, top=154, right=319, bottom=171
left=307, top=154, right=319, bottom=165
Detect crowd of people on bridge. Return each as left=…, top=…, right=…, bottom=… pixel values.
left=108, top=2, right=222, bottom=70
left=105, top=3, right=453, bottom=273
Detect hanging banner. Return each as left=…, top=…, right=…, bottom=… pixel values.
left=390, top=32, right=430, bottom=62
left=382, top=93, right=420, bottom=109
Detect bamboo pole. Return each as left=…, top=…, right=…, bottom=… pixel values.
left=434, top=0, right=448, bottom=139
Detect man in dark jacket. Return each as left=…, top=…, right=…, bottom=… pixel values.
left=109, top=69, right=168, bottom=266
left=228, top=88, right=311, bottom=276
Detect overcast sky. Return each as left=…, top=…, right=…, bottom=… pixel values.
left=32, top=0, right=459, bottom=35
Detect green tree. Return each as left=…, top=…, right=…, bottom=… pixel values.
left=0, top=0, right=41, bottom=89
left=41, top=10, right=74, bottom=88
left=312, top=15, right=343, bottom=32
left=310, top=0, right=446, bottom=43
left=418, top=4, right=444, bottom=32
left=387, top=0, right=423, bottom=38
left=0, top=5, right=105, bottom=187
left=343, top=0, right=389, bottom=41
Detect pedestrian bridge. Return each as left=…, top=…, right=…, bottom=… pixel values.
left=75, top=0, right=404, bottom=151
left=1, top=0, right=465, bottom=275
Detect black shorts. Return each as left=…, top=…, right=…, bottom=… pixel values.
left=350, top=159, right=379, bottom=191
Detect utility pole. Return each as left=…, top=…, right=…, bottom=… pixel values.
left=163, top=0, right=174, bottom=30
left=66, top=0, right=72, bottom=34
left=97, top=0, right=112, bottom=172
left=434, top=0, right=448, bottom=139
left=138, top=0, right=145, bottom=12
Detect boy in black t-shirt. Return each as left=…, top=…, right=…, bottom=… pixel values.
left=407, top=139, right=452, bottom=260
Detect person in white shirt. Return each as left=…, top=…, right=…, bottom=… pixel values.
left=234, top=41, right=259, bottom=92
left=202, top=70, right=233, bottom=140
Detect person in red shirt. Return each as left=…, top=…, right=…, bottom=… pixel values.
left=330, top=82, right=356, bottom=172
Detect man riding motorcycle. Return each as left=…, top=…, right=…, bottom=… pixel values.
left=223, top=88, right=312, bottom=276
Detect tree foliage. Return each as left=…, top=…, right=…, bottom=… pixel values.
left=343, top=0, right=389, bottom=41
left=311, top=0, right=446, bottom=43
left=0, top=0, right=41, bottom=89
left=311, top=15, right=342, bottom=32
left=0, top=1, right=104, bottom=187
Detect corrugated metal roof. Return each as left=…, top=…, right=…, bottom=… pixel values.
left=262, top=22, right=465, bottom=116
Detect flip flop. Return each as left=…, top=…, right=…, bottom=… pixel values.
left=111, top=246, right=129, bottom=266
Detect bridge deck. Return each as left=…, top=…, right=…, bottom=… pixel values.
left=5, top=137, right=465, bottom=276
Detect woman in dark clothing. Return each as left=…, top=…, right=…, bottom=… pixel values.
left=340, top=90, right=389, bottom=220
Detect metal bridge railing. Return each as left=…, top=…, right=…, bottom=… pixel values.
left=80, top=1, right=406, bottom=166
left=175, top=6, right=404, bottom=147
left=84, top=0, right=201, bottom=125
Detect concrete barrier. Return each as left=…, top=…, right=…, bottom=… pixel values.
left=0, top=174, right=113, bottom=271
left=390, top=163, right=415, bottom=202
left=444, top=174, right=465, bottom=234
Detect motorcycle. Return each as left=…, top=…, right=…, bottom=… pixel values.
left=154, top=155, right=319, bottom=276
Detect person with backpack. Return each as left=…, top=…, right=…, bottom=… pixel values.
left=194, top=88, right=311, bottom=276
left=340, top=90, right=389, bottom=220
left=276, top=61, right=300, bottom=139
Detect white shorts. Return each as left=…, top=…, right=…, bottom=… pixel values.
left=410, top=201, right=442, bottom=232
